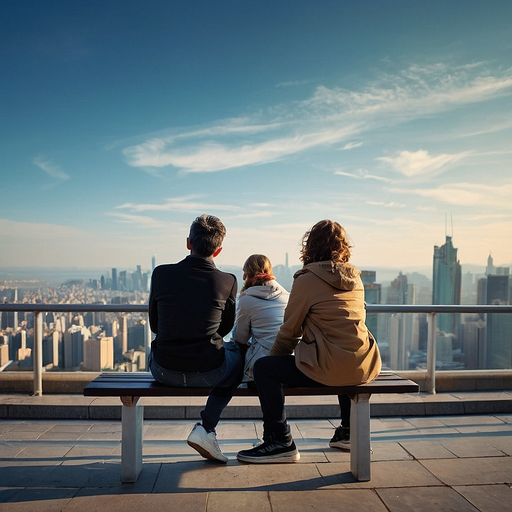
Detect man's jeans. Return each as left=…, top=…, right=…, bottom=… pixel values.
left=148, top=341, right=243, bottom=432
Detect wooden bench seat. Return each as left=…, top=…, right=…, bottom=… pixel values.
left=84, top=372, right=419, bottom=483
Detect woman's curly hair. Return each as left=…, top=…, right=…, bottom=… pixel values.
left=300, top=220, right=352, bottom=265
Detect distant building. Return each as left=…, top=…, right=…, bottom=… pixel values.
left=273, top=264, right=293, bottom=292
left=485, top=274, right=512, bottom=369
left=1, top=288, right=18, bottom=329
left=43, top=330, right=60, bottom=368
left=63, top=325, right=90, bottom=368
left=361, top=270, right=380, bottom=334
left=0, top=340, right=9, bottom=368
left=386, top=272, right=409, bottom=305
left=10, top=329, right=31, bottom=366
left=461, top=317, right=486, bottom=369
left=112, top=268, right=118, bottom=291
left=486, top=253, right=495, bottom=276
left=128, top=321, right=145, bottom=351
left=360, top=270, right=375, bottom=284
left=433, top=236, right=461, bottom=331
left=84, top=336, right=114, bottom=371
left=381, top=272, right=424, bottom=370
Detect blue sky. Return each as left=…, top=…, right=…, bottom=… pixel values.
left=1, top=1, right=511, bottom=275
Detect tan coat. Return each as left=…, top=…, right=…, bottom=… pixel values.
left=270, top=261, right=381, bottom=386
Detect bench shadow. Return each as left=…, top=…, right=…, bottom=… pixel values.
left=0, top=458, right=356, bottom=503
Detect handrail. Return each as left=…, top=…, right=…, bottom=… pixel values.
left=2, top=304, right=511, bottom=313
left=365, top=305, right=512, bottom=313
left=1, top=303, right=511, bottom=395
left=0, top=304, right=147, bottom=313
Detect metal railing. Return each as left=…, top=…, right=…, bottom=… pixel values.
left=1, top=303, right=511, bottom=395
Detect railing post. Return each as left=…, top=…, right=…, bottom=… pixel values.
left=33, top=310, right=43, bottom=396
left=144, top=314, right=151, bottom=369
left=426, top=312, right=437, bottom=394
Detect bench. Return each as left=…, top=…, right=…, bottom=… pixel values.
left=84, top=372, right=419, bottom=483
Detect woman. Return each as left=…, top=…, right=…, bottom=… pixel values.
left=237, top=220, right=381, bottom=463
left=232, top=254, right=289, bottom=381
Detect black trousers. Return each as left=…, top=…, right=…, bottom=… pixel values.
left=252, top=355, right=352, bottom=437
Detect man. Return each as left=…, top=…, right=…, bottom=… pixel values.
left=148, top=214, right=242, bottom=463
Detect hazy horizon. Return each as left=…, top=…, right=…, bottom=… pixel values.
left=0, top=261, right=499, bottom=287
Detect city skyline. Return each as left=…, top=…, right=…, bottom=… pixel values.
left=1, top=1, right=511, bottom=271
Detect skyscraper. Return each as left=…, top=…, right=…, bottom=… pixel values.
left=112, top=268, right=118, bottom=291
left=485, top=274, right=512, bottom=369
left=361, top=270, right=381, bottom=331
left=432, top=235, right=461, bottom=335
left=432, top=235, right=462, bottom=367
left=486, top=253, right=495, bottom=276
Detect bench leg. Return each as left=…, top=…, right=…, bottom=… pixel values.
left=350, top=393, right=371, bottom=481
left=120, top=396, right=143, bottom=483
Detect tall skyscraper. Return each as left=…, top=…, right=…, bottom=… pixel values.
left=432, top=235, right=461, bottom=335
left=486, top=253, right=495, bottom=276
left=361, top=270, right=381, bottom=330
left=112, top=268, right=118, bottom=291
left=432, top=235, right=462, bottom=367
left=386, top=272, right=408, bottom=305
left=485, top=274, right=512, bottom=369
left=382, top=272, right=422, bottom=370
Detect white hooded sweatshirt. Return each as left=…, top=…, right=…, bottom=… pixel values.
left=231, top=280, right=289, bottom=380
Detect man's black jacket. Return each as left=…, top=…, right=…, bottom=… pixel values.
left=149, top=255, right=237, bottom=372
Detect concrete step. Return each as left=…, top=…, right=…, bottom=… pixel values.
left=1, top=391, right=511, bottom=420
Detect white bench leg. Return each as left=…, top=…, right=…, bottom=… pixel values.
left=120, top=396, right=143, bottom=483
left=350, top=393, right=371, bottom=481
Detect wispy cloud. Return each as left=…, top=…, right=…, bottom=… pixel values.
left=106, top=212, right=168, bottom=229
left=340, top=141, right=364, bottom=150
left=115, top=195, right=240, bottom=213
left=377, top=149, right=471, bottom=177
left=122, top=63, right=512, bottom=174
left=366, top=201, right=406, bottom=208
left=306, top=63, right=512, bottom=120
left=123, top=124, right=362, bottom=173
left=334, top=169, right=391, bottom=182
left=275, top=80, right=311, bottom=88
left=391, top=182, right=512, bottom=207
left=459, top=120, right=512, bottom=138
left=33, top=156, right=70, bottom=181
left=231, top=211, right=275, bottom=219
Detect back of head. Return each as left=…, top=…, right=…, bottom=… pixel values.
left=188, top=214, right=226, bottom=257
left=300, top=219, right=352, bottom=265
left=242, top=254, right=275, bottom=290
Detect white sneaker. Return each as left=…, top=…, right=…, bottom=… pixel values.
left=187, top=423, right=228, bottom=463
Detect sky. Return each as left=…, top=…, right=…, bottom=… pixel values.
left=1, top=0, right=511, bottom=276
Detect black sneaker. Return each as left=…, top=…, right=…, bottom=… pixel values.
left=329, top=426, right=350, bottom=451
left=237, top=439, right=300, bottom=463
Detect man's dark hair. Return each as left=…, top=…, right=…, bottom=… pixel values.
left=188, top=214, right=226, bottom=257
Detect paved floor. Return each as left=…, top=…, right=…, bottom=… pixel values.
left=0, top=414, right=511, bottom=512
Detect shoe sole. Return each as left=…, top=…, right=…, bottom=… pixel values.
left=237, top=450, right=300, bottom=464
left=187, top=439, right=228, bottom=463
left=329, top=442, right=350, bottom=451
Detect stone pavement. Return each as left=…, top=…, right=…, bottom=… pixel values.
left=0, top=413, right=511, bottom=512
